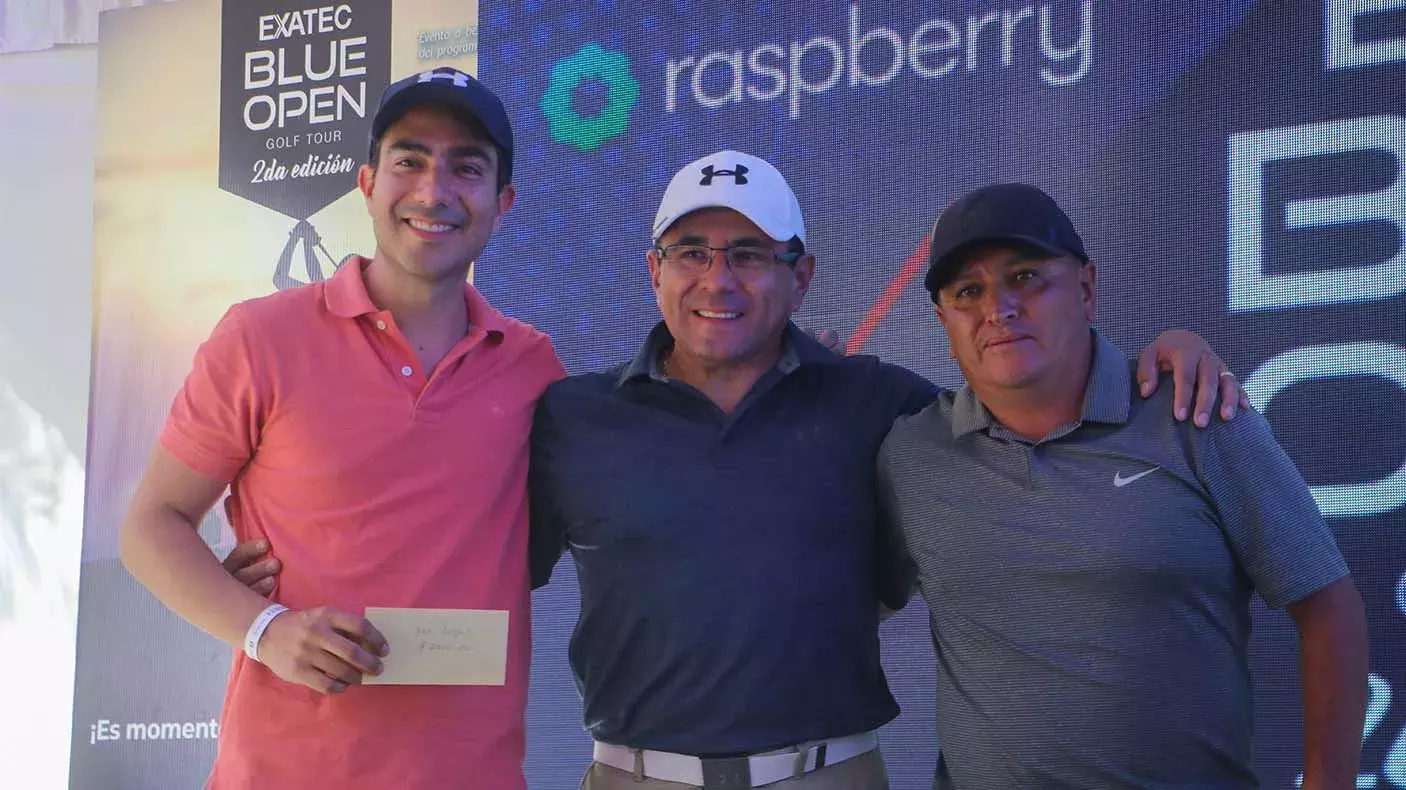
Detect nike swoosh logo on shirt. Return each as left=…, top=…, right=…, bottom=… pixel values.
left=1113, top=467, right=1161, bottom=487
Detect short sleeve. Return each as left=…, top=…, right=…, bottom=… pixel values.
left=877, top=361, right=942, bottom=421
left=1195, top=408, right=1350, bottom=609
left=527, top=397, right=566, bottom=590
left=875, top=428, right=919, bottom=611
left=158, top=304, right=267, bottom=482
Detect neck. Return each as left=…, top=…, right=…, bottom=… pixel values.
left=664, top=336, right=784, bottom=414
left=977, top=339, right=1094, bottom=442
left=363, top=254, right=469, bottom=327
left=363, top=255, right=470, bottom=370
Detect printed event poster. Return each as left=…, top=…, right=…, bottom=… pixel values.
left=71, top=1, right=479, bottom=787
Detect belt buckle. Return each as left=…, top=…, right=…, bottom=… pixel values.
left=700, top=756, right=752, bottom=789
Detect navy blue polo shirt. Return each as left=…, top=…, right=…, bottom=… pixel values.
left=529, top=321, right=938, bottom=755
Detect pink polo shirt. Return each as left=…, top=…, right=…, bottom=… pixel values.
left=159, top=257, right=565, bottom=790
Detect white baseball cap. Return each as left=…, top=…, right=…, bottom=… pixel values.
left=651, top=150, right=807, bottom=246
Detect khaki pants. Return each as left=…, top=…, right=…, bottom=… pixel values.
left=580, top=747, right=889, bottom=790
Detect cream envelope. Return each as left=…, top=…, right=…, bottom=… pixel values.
left=361, top=608, right=509, bottom=686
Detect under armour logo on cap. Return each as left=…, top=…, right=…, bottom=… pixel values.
left=652, top=150, right=805, bottom=244
left=700, top=164, right=748, bottom=186
left=417, top=67, right=471, bottom=88
left=371, top=65, right=515, bottom=181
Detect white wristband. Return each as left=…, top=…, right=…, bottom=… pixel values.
left=243, top=604, right=289, bottom=663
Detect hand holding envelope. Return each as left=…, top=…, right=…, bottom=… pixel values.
left=257, top=606, right=389, bottom=695
left=362, top=608, right=510, bottom=686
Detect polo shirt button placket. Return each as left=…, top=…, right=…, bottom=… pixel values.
left=400, top=365, right=420, bottom=397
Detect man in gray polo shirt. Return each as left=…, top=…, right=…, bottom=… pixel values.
left=878, top=183, right=1369, bottom=790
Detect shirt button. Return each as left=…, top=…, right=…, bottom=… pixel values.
left=376, top=320, right=387, bottom=330
left=400, top=365, right=413, bottom=377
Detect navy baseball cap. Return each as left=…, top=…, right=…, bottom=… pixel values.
left=923, top=183, right=1087, bottom=300
left=369, top=66, right=514, bottom=182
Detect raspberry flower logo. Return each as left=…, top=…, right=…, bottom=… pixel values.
left=541, top=43, right=640, bottom=152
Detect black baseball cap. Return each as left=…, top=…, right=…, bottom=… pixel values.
left=368, top=66, right=514, bottom=183
left=923, top=183, right=1087, bottom=300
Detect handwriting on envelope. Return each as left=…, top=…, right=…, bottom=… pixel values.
left=362, top=608, right=509, bottom=686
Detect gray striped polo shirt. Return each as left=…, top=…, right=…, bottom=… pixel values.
left=877, top=329, right=1349, bottom=790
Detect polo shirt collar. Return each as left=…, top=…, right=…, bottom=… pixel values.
left=324, top=255, right=507, bottom=339
left=948, top=387, right=994, bottom=438
left=1081, top=328, right=1132, bottom=425
left=950, top=328, right=1130, bottom=438
left=616, top=320, right=837, bottom=388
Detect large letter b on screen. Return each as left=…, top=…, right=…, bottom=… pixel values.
left=1227, top=114, right=1406, bottom=313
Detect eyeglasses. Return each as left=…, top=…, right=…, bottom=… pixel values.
left=654, top=243, right=801, bottom=277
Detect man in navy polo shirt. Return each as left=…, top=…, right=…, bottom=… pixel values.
left=878, top=183, right=1369, bottom=789
left=527, top=152, right=1249, bottom=790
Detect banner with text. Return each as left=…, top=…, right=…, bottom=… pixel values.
left=473, top=2, right=1406, bottom=789
left=70, top=1, right=1406, bottom=789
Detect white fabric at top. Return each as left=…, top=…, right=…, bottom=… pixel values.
left=0, top=0, right=174, bottom=54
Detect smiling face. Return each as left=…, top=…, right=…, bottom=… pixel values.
left=357, top=104, right=515, bottom=284
left=647, top=207, right=814, bottom=373
left=934, top=243, right=1097, bottom=396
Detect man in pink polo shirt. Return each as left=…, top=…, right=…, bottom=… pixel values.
left=118, top=67, right=563, bottom=789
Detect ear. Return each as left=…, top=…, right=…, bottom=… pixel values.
left=357, top=163, right=375, bottom=201
left=1079, top=259, right=1098, bottom=323
left=647, top=247, right=663, bottom=292
left=790, top=253, right=816, bottom=311
left=490, top=184, right=517, bottom=234
left=933, top=302, right=956, bottom=360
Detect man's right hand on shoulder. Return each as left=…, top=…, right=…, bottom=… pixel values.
left=256, top=606, right=390, bottom=695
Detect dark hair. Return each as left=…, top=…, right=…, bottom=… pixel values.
left=368, top=106, right=511, bottom=191
left=779, top=235, right=806, bottom=265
